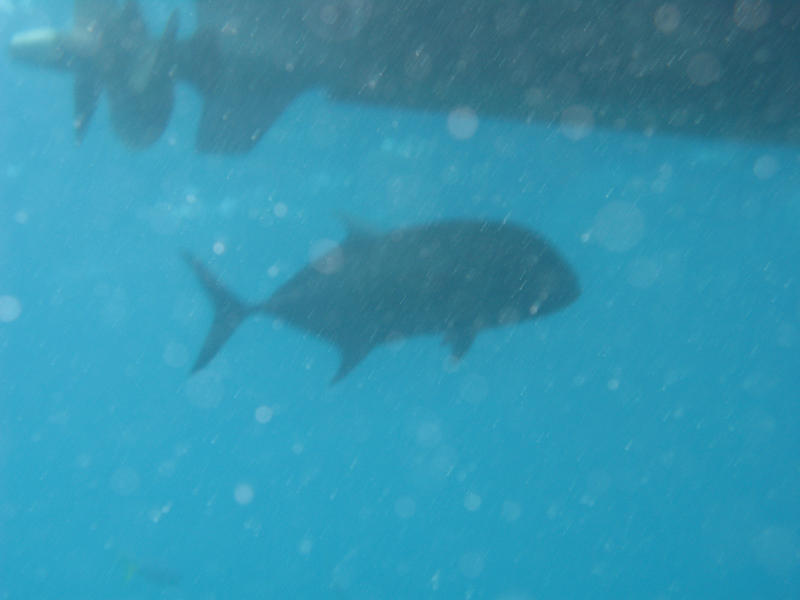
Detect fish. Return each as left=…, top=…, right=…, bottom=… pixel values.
left=121, top=559, right=181, bottom=588
left=183, top=219, right=580, bottom=382
left=8, top=0, right=800, bottom=153
left=8, top=1, right=180, bottom=148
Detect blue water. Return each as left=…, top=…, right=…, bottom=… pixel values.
left=1, top=4, right=799, bottom=599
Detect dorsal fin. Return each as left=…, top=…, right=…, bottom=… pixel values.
left=118, top=1, right=146, bottom=38
left=336, top=212, right=380, bottom=242
left=75, top=0, right=113, bottom=30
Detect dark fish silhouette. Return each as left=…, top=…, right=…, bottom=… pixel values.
left=8, top=0, right=800, bottom=152
left=184, top=219, right=579, bottom=382
left=121, top=559, right=181, bottom=588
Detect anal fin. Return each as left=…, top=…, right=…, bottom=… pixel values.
left=74, top=68, right=102, bottom=142
left=444, top=328, right=476, bottom=361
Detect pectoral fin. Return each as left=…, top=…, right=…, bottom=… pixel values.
left=196, top=86, right=299, bottom=153
left=331, top=342, right=374, bottom=384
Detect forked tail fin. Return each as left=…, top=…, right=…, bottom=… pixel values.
left=182, top=253, right=253, bottom=372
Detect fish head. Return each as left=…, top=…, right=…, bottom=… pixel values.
left=516, top=243, right=581, bottom=319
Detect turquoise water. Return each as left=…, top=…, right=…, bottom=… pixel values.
left=1, top=4, right=799, bottom=599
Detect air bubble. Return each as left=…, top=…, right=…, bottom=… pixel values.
left=185, top=371, right=225, bottom=409
left=416, top=421, right=442, bottom=447
left=447, top=107, right=479, bottom=140
left=0, top=296, right=21, bottom=322
left=627, top=257, right=661, bottom=288
left=753, top=155, right=779, bottom=179
left=654, top=4, right=680, bottom=33
left=163, top=342, right=189, bottom=368
left=234, top=483, right=254, bottom=505
left=304, top=0, right=372, bottom=41
left=734, top=0, right=770, bottom=30
left=560, top=105, right=594, bottom=140
left=110, top=467, right=140, bottom=496
left=501, top=500, right=522, bottom=522
left=405, top=47, right=432, bottom=80
left=254, top=405, right=273, bottom=423
left=309, top=239, right=344, bottom=274
left=273, top=203, right=288, bottom=218
left=298, top=538, right=313, bottom=555
left=394, top=496, right=416, bottom=519
left=460, top=375, right=488, bottom=405
left=459, top=552, right=485, bottom=579
left=752, top=526, right=799, bottom=574
left=687, top=53, right=721, bottom=86
left=593, top=202, right=645, bottom=253
left=464, top=491, right=482, bottom=511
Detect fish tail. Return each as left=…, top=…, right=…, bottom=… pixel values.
left=182, top=252, right=254, bottom=372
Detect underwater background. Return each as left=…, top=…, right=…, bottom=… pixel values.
left=1, top=2, right=799, bottom=599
